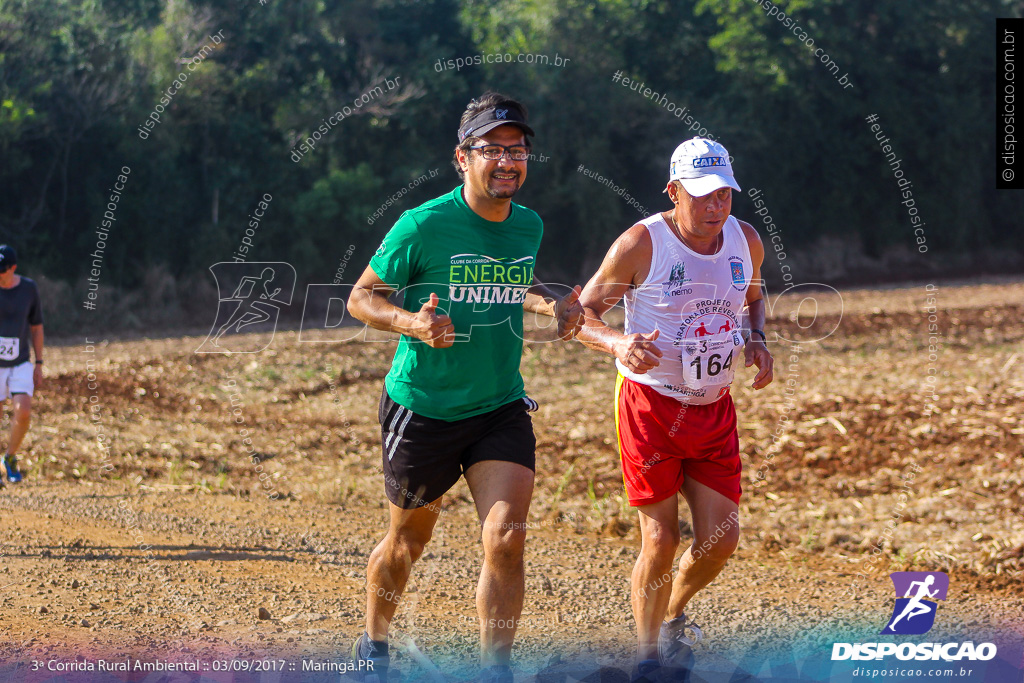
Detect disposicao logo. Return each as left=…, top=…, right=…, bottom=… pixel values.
left=882, top=571, right=947, bottom=635
left=831, top=572, right=997, bottom=662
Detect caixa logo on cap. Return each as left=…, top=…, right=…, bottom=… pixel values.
left=670, top=156, right=729, bottom=177
left=693, top=156, right=726, bottom=168
left=831, top=572, right=998, bottom=662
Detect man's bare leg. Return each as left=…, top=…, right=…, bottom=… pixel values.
left=464, top=459, right=535, bottom=669
left=632, top=494, right=681, bottom=661
left=665, top=478, right=740, bottom=620
left=6, top=394, right=31, bottom=455
left=364, top=500, right=442, bottom=640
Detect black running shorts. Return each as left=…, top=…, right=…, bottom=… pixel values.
left=378, top=388, right=538, bottom=509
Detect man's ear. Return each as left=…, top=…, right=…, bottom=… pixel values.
left=456, top=146, right=470, bottom=172
left=665, top=181, right=679, bottom=204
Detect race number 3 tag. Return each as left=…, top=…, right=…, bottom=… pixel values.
left=0, top=337, right=19, bottom=361
left=679, top=330, right=744, bottom=389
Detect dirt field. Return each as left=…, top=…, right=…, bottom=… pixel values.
left=1, top=278, right=1022, bottom=680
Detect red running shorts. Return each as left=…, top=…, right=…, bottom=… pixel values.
left=615, top=374, right=742, bottom=507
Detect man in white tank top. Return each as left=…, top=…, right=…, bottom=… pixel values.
left=577, top=138, right=774, bottom=682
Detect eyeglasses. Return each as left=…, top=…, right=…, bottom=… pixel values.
left=468, top=144, right=530, bottom=161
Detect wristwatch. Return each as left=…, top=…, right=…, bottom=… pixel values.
left=750, top=329, right=767, bottom=343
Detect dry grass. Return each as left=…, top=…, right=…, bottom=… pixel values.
left=23, top=278, right=1024, bottom=589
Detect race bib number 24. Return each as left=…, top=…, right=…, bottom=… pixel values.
left=0, top=337, right=19, bottom=361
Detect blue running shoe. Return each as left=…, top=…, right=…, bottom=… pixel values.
left=351, top=632, right=389, bottom=682
left=3, top=454, right=22, bottom=483
left=479, top=664, right=514, bottom=683
left=631, top=658, right=662, bottom=683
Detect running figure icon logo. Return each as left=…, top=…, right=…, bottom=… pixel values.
left=197, top=262, right=296, bottom=353
left=881, top=572, right=949, bottom=635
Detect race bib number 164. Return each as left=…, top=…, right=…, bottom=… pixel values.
left=679, top=331, right=744, bottom=389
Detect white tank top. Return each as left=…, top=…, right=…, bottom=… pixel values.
left=616, top=214, right=753, bottom=405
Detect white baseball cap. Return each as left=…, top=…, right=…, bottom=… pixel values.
left=668, top=137, right=741, bottom=196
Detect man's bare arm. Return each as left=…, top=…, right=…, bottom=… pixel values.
left=30, top=323, right=43, bottom=388
left=741, top=220, right=767, bottom=330
left=523, top=281, right=558, bottom=316
left=346, top=265, right=455, bottom=348
left=30, top=324, right=43, bottom=362
left=739, top=220, right=773, bottom=389
left=577, top=225, right=662, bottom=373
left=524, top=279, right=584, bottom=340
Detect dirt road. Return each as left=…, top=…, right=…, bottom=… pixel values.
left=1, top=279, right=1022, bottom=680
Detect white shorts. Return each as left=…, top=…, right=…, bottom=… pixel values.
left=0, top=361, right=34, bottom=400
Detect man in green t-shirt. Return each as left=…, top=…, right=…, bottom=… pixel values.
left=346, top=92, right=583, bottom=683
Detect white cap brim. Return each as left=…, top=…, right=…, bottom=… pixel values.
left=678, top=173, right=741, bottom=197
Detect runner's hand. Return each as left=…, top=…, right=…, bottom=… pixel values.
left=745, top=338, right=773, bottom=389
left=33, top=364, right=43, bottom=389
left=615, top=329, right=662, bottom=374
left=554, top=285, right=585, bottom=340
left=412, top=293, right=455, bottom=348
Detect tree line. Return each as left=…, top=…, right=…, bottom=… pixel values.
left=1, top=0, right=1020, bottom=332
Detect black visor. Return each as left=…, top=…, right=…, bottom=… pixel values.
left=458, top=106, right=535, bottom=142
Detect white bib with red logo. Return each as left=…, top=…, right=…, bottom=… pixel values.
left=616, top=214, right=752, bottom=405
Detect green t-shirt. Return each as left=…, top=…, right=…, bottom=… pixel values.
left=370, top=185, right=543, bottom=421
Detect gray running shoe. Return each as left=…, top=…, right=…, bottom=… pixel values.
left=350, top=632, right=390, bottom=682
left=658, top=612, right=702, bottom=668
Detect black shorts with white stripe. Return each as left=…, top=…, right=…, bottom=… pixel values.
left=378, top=387, right=537, bottom=510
